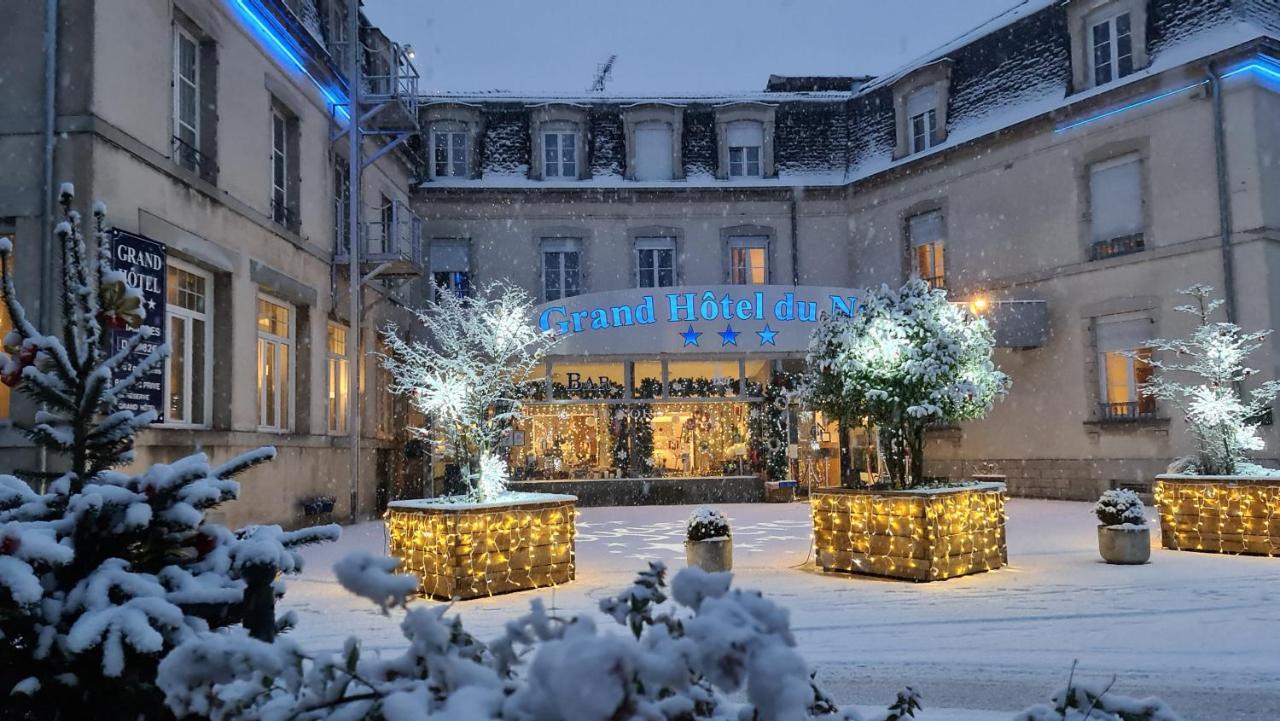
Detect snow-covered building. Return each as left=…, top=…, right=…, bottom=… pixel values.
left=0, top=0, right=427, bottom=527
left=414, top=0, right=1280, bottom=500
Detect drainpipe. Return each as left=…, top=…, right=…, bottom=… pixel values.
left=39, top=0, right=59, bottom=477
left=1207, top=63, right=1238, bottom=323
left=789, top=187, right=801, bottom=286
left=347, top=0, right=362, bottom=523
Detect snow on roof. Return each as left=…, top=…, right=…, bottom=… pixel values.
left=420, top=90, right=852, bottom=104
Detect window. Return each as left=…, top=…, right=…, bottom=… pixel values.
left=542, top=238, right=581, bottom=301
left=728, top=236, right=768, bottom=284
left=726, top=120, right=763, bottom=178
left=374, top=193, right=394, bottom=255
left=0, top=227, right=12, bottom=420
left=1089, top=154, right=1144, bottom=260
left=908, top=210, right=946, bottom=289
left=334, top=156, right=350, bottom=251
left=1090, top=12, right=1134, bottom=87
left=327, top=323, right=349, bottom=434
left=173, top=26, right=200, bottom=173
left=635, top=236, right=675, bottom=288
left=632, top=121, right=674, bottom=181
left=907, top=87, right=938, bottom=154
left=163, top=261, right=212, bottom=426
left=543, top=124, right=579, bottom=178
left=1096, top=313, right=1155, bottom=420
left=430, top=238, right=471, bottom=299
left=256, top=296, right=293, bottom=431
left=432, top=123, right=469, bottom=178
left=270, top=108, right=294, bottom=228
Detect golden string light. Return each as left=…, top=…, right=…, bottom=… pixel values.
left=811, top=486, right=1007, bottom=582
left=386, top=497, right=577, bottom=600
left=1154, top=478, right=1280, bottom=556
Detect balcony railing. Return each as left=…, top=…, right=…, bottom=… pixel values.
left=1098, top=401, right=1157, bottom=422
left=172, top=136, right=217, bottom=183
left=921, top=275, right=946, bottom=291
left=334, top=200, right=423, bottom=275
left=271, top=198, right=299, bottom=233
left=1090, top=233, right=1145, bottom=261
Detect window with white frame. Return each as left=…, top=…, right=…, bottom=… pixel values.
left=907, top=86, right=938, bottom=154
left=432, top=122, right=469, bottom=178
left=327, top=323, right=349, bottom=434
left=164, top=261, right=212, bottom=426
left=632, top=121, right=674, bottom=181
left=270, top=109, right=290, bottom=227
left=1090, top=12, right=1135, bottom=87
left=726, top=120, right=763, bottom=178
left=256, top=296, right=293, bottom=431
left=635, top=236, right=675, bottom=288
left=728, top=236, right=768, bottom=284
left=542, top=238, right=581, bottom=300
left=173, top=26, right=200, bottom=172
left=908, top=210, right=946, bottom=289
left=1095, top=312, right=1155, bottom=420
left=431, top=238, right=471, bottom=299
left=1089, top=153, right=1144, bottom=259
left=334, top=156, right=350, bottom=251
left=543, top=123, right=579, bottom=178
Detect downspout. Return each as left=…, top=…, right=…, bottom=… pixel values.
left=39, top=0, right=59, bottom=477
left=1207, top=63, right=1238, bottom=323
left=789, top=187, right=800, bottom=286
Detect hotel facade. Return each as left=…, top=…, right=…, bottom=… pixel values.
left=414, top=0, right=1280, bottom=501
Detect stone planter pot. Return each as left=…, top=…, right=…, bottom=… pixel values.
left=1097, top=524, right=1151, bottom=564
left=1155, top=474, right=1280, bottom=556
left=385, top=493, right=577, bottom=600
left=811, top=482, right=1007, bottom=582
left=686, top=537, right=733, bottom=573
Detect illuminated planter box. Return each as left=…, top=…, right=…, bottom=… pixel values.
left=385, top=494, right=577, bottom=600
left=811, top=483, right=1007, bottom=582
left=1154, top=475, right=1280, bottom=557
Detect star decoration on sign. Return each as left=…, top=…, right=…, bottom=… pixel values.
left=719, top=323, right=740, bottom=347
left=146, top=299, right=156, bottom=310
left=757, top=324, right=778, bottom=346
left=680, top=325, right=702, bottom=347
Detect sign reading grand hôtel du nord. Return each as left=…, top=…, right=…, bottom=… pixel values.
left=108, top=229, right=167, bottom=422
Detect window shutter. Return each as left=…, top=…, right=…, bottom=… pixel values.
left=906, top=86, right=937, bottom=118
left=726, top=120, right=763, bottom=147
left=908, top=211, right=944, bottom=246
left=633, top=122, right=673, bottom=180
left=1095, top=313, right=1151, bottom=351
left=429, top=239, right=470, bottom=273
left=1090, top=155, right=1143, bottom=242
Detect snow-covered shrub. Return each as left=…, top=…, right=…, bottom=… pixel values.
left=1094, top=489, right=1147, bottom=527
left=802, top=278, right=1010, bottom=487
left=1013, top=680, right=1184, bottom=721
left=0, top=187, right=336, bottom=719
left=1140, top=284, right=1280, bottom=476
left=686, top=506, right=732, bottom=542
left=380, top=280, right=557, bottom=502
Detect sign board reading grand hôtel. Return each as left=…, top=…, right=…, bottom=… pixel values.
left=534, top=285, right=860, bottom=356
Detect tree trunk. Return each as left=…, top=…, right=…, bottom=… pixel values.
left=907, top=423, right=926, bottom=486
left=241, top=563, right=277, bottom=642
left=879, top=423, right=907, bottom=488
left=837, top=416, right=851, bottom=486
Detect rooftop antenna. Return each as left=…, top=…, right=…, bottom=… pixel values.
left=591, top=54, right=617, bottom=92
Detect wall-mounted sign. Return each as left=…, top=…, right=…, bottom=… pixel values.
left=109, top=229, right=167, bottom=422
left=534, top=285, right=860, bottom=356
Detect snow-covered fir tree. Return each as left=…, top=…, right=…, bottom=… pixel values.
left=801, top=278, right=1010, bottom=487
left=380, top=280, right=556, bottom=501
left=0, top=186, right=336, bottom=719
left=1139, top=284, right=1280, bottom=476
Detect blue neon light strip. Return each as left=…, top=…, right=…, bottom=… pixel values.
left=228, top=0, right=351, bottom=123
left=1055, top=53, right=1280, bottom=134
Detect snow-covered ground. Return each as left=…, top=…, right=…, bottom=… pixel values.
left=288, top=499, right=1280, bottom=721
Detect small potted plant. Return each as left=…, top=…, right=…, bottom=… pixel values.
left=685, top=506, right=732, bottom=573
left=1094, top=489, right=1151, bottom=565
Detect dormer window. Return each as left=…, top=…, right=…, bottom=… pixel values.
left=1068, top=0, right=1148, bottom=92
left=1090, top=12, right=1134, bottom=86
left=891, top=61, right=951, bottom=160
left=714, top=104, right=776, bottom=180
left=727, top=121, right=763, bottom=177
left=906, top=87, right=938, bottom=154
left=530, top=106, right=589, bottom=181
left=623, top=105, right=684, bottom=181
left=432, top=122, right=470, bottom=178
left=543, top=122, right=579, bottom=178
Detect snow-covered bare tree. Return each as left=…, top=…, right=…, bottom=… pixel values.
left=801, top=278, right=1010, bottom=487
left=381, top=280, right=556, bottom=501
left=0, top=185, right=336, bottom=719
left=1140, top=284, right=1280, bottom=476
